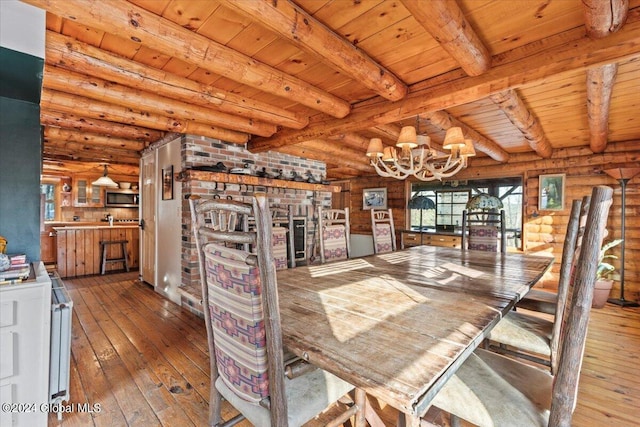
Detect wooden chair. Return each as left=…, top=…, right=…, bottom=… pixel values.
left=486, top=196, right=588, bottom=374
left=461, top=209, right=506, bottom=252
left=271, top=205, right=296, bottom=269
left=371, top=208, right=396, bottom=254
left=428, top=185, right=613, bottom=427
left=516, top=195, right=591, bottom=314
left=318, top=206, right=351, bottom=263
left=189, top=194, right=363, bottom=427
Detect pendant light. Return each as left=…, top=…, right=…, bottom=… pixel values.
left=92, top=164, right=119, bottom=187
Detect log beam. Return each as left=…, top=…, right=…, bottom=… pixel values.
left=44, top=140, right=141, bottom=165
left=45, top=31, right=308, bottom=129
left=401, top=0, right=491, bottom=76
left=587, top=63, right=619, bottom=153
left=423, top=111, right=509, bottom=162
left=41, top=89, right=249, bottom=144
left=42, top=160, right=139, bottom=176
left=489, top=90, right=553, bottom=158
left=220, top=0, right=407, bottom=102
left=43, top=64, right=276, bottom=137
left=43, top=127, right=145, bottom=151
left=41, top=109, right=163, bottom=142
left=24, top=0, right=351, bottom=118
left=583, top=1, right=628, bottom=153
left=248, top=12, right=640, bottom=152
left=583, top=0, right=629, bottom=38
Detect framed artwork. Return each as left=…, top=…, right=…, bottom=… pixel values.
left=363, top=187, right=387, bottom=210
left=538, top=174, right=565, bottom=211
left=162, top=166, right=173, bottom=200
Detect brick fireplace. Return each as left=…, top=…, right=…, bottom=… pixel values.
left=177, top=134, right=338, bottom=312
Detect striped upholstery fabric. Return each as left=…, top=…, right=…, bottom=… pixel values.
left=271, top=226, right=288, bottom=271
left=468, top=225, right=499, bottom=252
left=203, top=243, right=269, bottom=403
left=374, top=223, right=393, bottom=254
left=322, top=224, right=348, bottom=262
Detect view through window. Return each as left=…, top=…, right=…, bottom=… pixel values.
left=409, top=177, right=523, bottom=248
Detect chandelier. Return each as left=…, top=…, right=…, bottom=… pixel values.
left=366, top=117, right=475, bottom=181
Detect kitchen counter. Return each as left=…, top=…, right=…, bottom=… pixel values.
left=54, top=226, right=139, bottom=277
left=52, top=224, right=138, bottom=230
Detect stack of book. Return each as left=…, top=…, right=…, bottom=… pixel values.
left=0, top=254, right=31, bottom=285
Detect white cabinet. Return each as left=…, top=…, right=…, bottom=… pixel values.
left=0, top=262, right=51, bottom=427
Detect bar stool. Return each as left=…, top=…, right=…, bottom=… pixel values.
left=100, top=240, right=129, bottom=275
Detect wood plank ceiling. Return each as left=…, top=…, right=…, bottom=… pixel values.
left=25, top=0, right=640, bottom=179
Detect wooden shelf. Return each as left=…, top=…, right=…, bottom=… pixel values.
left=177, top=170, right=341, bottom=193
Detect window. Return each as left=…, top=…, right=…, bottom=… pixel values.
left=41, top=183, right=56, bottom=221
left=408, top=177, right=523, bottom=248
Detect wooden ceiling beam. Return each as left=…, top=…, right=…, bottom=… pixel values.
left=42, top=160, right=139, bottom=176
left=41, top=89, right=249, bottom=144
left=583, top=0, right=628, bottom=153
left=44, top=127, right=145, bottom=151
left=587, top=63, right=619, bottom=153
left=583, top=0, right=629, bottom=38
left=248, top=12, right=640, bottom=152
left=24, top=0, right=351, bottom=118
left=279, top=143, right=371, bottom=172
left=220, top=0, right=407, bottom=102
left=489, top=90, right=552, bottom=158
left=401, top=0, right=491, bottom=76
left=44, top=141, right=141, bottom=165
left=45, top=31, right=308, bottom=130
left=423, top=111, right=509, bottom=162
left=41, top=109, right=163, bottom=142
left=43, top=64, right=276, bottom=137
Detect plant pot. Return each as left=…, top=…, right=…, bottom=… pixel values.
left=592, top=279, right=613, bottom=308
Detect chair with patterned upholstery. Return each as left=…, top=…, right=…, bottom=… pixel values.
left=461, top=209, right=506, bottom=252
left=271, top=205, right=296, bottom=269
left=189, top=194, right=363, bottom=427
left=371, top=208, right=396, bottom=254
left=427, top=185, right=613, bottom=427
left=318, top=206, right=351, bottom=263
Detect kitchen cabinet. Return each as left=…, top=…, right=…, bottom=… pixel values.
left=53, top=225, right=139, bottom=278
left=401, top=231, right=461, bottom=249
left=40, top=224, right=57, bottom=264
left=0, top=262, right=51, bottom=427
left=73, top=177, right=103, bottom=207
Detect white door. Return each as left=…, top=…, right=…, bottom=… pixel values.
left=140, top=151, right=156, bottom=286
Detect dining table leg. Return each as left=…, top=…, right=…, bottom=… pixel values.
left=398, top=413, right=422, bottom=427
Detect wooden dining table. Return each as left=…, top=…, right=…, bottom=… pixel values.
left=276, top=245, right=554, bottom=425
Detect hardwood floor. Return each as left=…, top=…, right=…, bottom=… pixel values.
left=49, top=272, right=639, bottom=426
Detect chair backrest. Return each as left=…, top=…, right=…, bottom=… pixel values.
left=189, top=193, right=288, bottom=425
left=461, top=209, right=506, bottom=252
left=318, top=206, right=351, bottom=263
left=548, top=197, right=585, bottom=374
left=371, top=208, right=396, bottom=254
left=271, top=205, right=296, bottom=269
left=549, top=185, right=613, bottom=426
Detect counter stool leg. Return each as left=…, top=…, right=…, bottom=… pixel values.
left=120, top=241, right=130, bottom=272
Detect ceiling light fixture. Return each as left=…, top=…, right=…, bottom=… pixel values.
left=366, top=116, right=475, bottom=181
left=92, top=164, right=119, bottom=188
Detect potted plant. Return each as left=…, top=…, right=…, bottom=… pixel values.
left=592, top=239, right=623, bottom=308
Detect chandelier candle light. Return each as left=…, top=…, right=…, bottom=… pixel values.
left=366, top=118, right=475, bottom=181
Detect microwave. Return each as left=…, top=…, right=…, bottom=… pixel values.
left=105, top=190, right=139, bottom=208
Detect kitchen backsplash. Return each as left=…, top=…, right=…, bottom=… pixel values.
left=59, top=206, right=139, bottom=222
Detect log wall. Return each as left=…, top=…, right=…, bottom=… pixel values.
left=347, top=142, right=640, bottom=301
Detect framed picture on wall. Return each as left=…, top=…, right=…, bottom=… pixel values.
left=363, top=187, right=387, bottom=210
left=538, top=173, right=565, bottom=211
left=162, top=166, right=173, bottom=200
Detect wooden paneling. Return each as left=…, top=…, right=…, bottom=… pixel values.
left=54, top=226, right=139, bottom=278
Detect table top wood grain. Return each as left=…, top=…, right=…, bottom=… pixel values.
left=277, top=246, right=553, bottom=417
